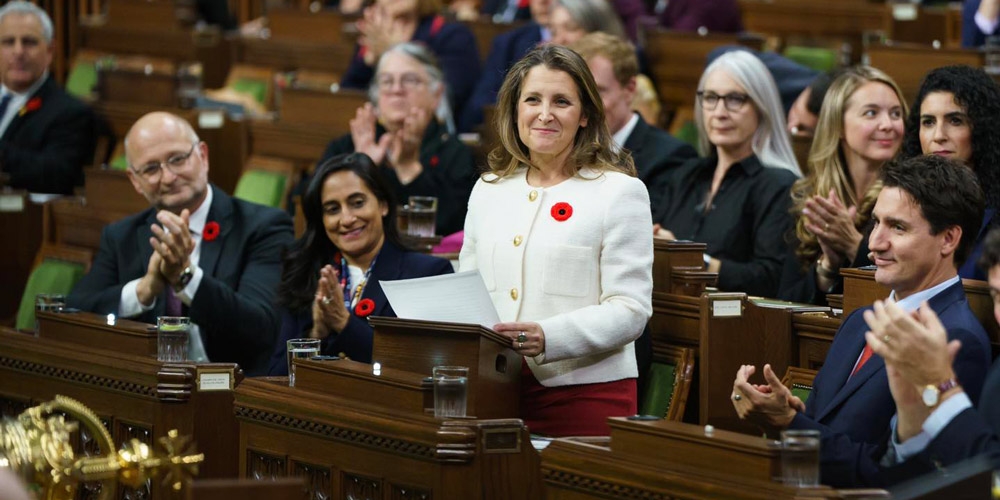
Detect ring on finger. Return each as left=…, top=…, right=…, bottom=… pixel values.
left=883, top=335, right=891, bottom=343
left=322, top=296, right=332, bottom=305
left=518, top=341, right=523, bottom=349
left=825, top=222, right=830, bottom=231
left=517, top=332, right=527, bottom=343
left=732, top=394, right=742, bottom=401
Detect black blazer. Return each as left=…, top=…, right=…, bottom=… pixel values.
left=622, top=115, right=698, bottom=215
left=0, top=75, right=95, bottom=194
left=268, top=240, right=454, bottom=371
left=67, top=186, right=294, bottom=375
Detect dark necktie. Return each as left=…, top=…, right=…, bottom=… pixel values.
left=165, top=287, right=184, bottom=317
left=0, top=94, right=13, bottom=134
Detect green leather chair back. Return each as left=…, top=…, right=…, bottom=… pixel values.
left=15, top=260, right=87, bottom=331
left=231, top=78, right=268, bottom=106
left=675, top=120, right=699, bottom=150
left=66, top=60, right=98, bottom=100
left=234, top=170, right=287, bottom=208
left=790, top=383, right=812, bottom=405
left=783, top=46, right=838, bottom=73
left=639, top=361, right=677, bottom=418
left=110, top=154, right=129, bottom=171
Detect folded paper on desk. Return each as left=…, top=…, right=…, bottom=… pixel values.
left=380, top=271, right=501, bottom=328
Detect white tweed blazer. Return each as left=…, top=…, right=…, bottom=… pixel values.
left=459, top=167, right=653, bottom=387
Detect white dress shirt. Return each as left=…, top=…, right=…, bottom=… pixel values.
left=0, top=72, right=47, bottom=138
left=119, top=188, right=214, bottom=361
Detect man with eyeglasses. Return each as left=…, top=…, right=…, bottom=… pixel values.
left=68, top=112, right=294, bottom=376
left=0, top=2, right=95, bottom=194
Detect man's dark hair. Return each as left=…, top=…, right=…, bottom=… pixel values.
left=978, top=228, right=1000, bottom=272
left=880, top=155, right=985, bottom=267
left=805, top=67, right=849, bottom=116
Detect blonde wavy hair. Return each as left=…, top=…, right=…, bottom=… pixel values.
left=789, top=66, right=907, bottom=266
left=486, top=44, right=635, bottom=180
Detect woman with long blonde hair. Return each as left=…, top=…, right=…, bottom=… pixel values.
left=778, top=66, right=907, bottom=304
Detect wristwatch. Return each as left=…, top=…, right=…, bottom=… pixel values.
left=921, top=378, right=960, bottom=408
left=173, top=265, right=194, bottom=292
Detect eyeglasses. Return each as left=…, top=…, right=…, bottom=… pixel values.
left=697, top=91, right=751, bottom=112
left=131, top=144, right=197, bottom=182
left=376, top=73, right=428, bottom=91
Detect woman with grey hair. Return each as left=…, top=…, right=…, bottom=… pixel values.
left=653, top=50, right=799, bottom=298
left=315, top=42, right=477, bottom=235
left=550, top=0, right=627, bottom=45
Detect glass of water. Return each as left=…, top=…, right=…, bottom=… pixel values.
left=287, top=338, right=321, bottom=387
left=34, top=293, right=66, bottom=334
left=780, top=429, right=821, bottom=487
left=406, top=196, right=438, bottom=237
left=432, top=366, right=468, bottom=418
left=157, top=317, right=190, bottom=362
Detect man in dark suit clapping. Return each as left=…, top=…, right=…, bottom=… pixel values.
left=68, top=112, right=293, bottom=375
left=0, top=1, right=94, bottom=194
left=571, top=32, right=697, bottom=216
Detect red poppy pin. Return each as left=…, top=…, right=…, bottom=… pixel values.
left=355, top=298, right=375, bottom=317
left=429, top=155, right=439, bottom=167
left=203, top=221, right=220, bottom=241
left=551, top=202, right=573, bottom=222
left=18, top=97, right=41, bottom=116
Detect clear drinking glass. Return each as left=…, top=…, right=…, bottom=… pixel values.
left=406, top=196, right=438, bottom=237
left=286, top=338, right=321, bottom=387
left=157, top=317, right=191, bottom=362
left=34, top=293, right=66, bottom=334
left=780, top=429, right=820, bottom=487
left=432, top=366, right=468, bottom=418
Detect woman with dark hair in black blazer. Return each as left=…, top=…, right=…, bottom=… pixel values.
left=268, top=153, right=452, bottom=372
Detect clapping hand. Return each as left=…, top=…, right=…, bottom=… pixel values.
left=803, top=189, right=862, bottom=269
left=351, top=103, right=393, bottom=165
left=312, top=264, right=351, bottom=338
left=732, top=364, right=803, bottom=435
left=388, top=106, right=429, bottom=184
left=150, top=209, right=194, bottom=285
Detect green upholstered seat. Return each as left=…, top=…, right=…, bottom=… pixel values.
left=66, top=60, right=98, bottom=100
left=15, top=259, right=87, bottom=331
left=782, top=46, right=838, bottom=73
left=231, top=78, right=268, bottom=106
left=639, top=361, right=678, bottom=418
left=675, top=120, right=699, bottom=150
left=234, top=170, right=287, bottom=208
left=110, top=154, right=129, bottom=171
left=790, top=383, right=812, bottom=405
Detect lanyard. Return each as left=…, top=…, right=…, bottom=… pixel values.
left=337, top=252, right=379, bottom=310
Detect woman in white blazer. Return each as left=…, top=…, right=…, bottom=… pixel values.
left=459, top=45, right=653, bottom=436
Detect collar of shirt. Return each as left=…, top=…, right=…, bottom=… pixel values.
left=539, top=26, right=552, bottom=42
left=0, top=71, right=48, bottom=131
left=612, top=113, right=640, bottom=152
left=188, top=186, right=213, bottom=240
left=887, top=275, right=960, bottom=313
left=1, top=70, right=48, bottom=100
left=694, top=153, right=764, bottom=180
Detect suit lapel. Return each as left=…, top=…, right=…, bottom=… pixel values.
left=1, top=76, right=52, bottom=142
left=813, top=281, right=965, bottom=421
left=198, top=186, right=232, bottom=277
left=360, top=242, right=404, bottom=318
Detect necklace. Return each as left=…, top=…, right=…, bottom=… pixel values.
left=337, top=251, right=379, bottom=311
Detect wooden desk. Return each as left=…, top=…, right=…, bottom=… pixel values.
left=0, top=322, right=242, bottom=499
left=235, top=377, right=543, bottom=499
left=278, top=87, right=367, bottom=133
left=0, top=193, right=44, bottom=322
left=249, top=119, right=332, bottom=173
left=865, top=42, right=983, bottom=103
left=541, top=418, right=845, bottom=499
left=84, top=168, right=148, bottom=215
left=740, top=0, right=888, bottom=63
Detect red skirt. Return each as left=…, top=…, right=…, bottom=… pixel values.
left=519, top=361, right=637, bottom=437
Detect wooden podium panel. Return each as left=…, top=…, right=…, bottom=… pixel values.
left=234, top=378, right=544, bottom=500
left=0, top=328, right=242, bottom=498
left=36, top=310, right=157, bottom=357
left=368, top=317, right=522, bottom=419
left=542, top=418, right=845, bottom=499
